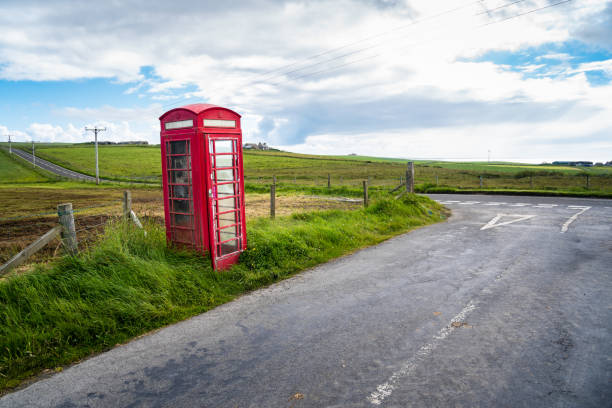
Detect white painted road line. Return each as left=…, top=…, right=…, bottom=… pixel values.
left=480, top=214, right=537, bottom=230
left=509, top=203, right=530, bottom=207
left=568, top=205, right=590, bottom=209
left=534, top=204, right=558, bottom=208
left=561, top=207, right=591, bottom=233
left=459, top=201, right=480, bottom=205
left=367, top=301, right=477, bottom=405
left=484, top=202, right=507, bottom=206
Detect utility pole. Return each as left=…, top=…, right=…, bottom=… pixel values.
left=85, top=126, right=106, bottom=185
left=7, top=135, right=11, bottom=154
left=32, top=140, right=35, bottom=168
left=488, top=149, right=491, bottom=163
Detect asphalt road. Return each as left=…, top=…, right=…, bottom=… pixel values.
left=10, top=148, right=97, bottom=182
left=2, top=194, right=611, bottom=407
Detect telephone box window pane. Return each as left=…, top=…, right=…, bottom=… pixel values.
left=219, top=227, right=237, bottom=244
left=165, top=119, right=193, bottom=130
left=170, top=185, right=192, bottom=198
left=169, top=170, right=190, bottom=184
left=173, top=214, right=193, bottom=227
left=172, top=199, right=192, bottom=214
left=168, top=140, right=189, bottom=155
left=214, top=140, right=234, bottom=154
left=215, top=154, right=234, bottom=167
left=217, top=197, right=236, bottom=211
left=172, top=228, right=193, bottom=243
left=220, top=239, right=239, bottom=256
left=217, top=182, right=235, bottom=196
left=168, top=156, right=190, bottom=170
left=215, top=169, right=235, bottom=182
left=219, top=211, right=237, bottom=227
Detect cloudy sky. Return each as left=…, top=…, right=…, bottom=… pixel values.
left=0, top=0, right=611, bottom=162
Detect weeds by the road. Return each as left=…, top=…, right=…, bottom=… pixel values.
left=0, top=194, right=445, bottom=392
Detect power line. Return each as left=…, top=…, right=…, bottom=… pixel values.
left=250, top=0, right=531, bottom=86
left=160, top=0, right=568, bottom=112
left=267, top=0, right=573, bottom=88
left=248, top=0, right=487, bottom=82
left=158, top=0, right=507, bottom=111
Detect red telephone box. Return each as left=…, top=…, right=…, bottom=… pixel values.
left=159, top=104, right=247, bottom=270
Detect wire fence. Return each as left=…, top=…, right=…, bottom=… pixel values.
left=0, top=200, right=139, bottom=270
left=244, top=171, right=612, bottom=192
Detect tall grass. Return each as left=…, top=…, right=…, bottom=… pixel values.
left=0, top=194, right=445, bottom=391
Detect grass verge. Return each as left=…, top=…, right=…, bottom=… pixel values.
left=0, top=194, right=446, bottom=392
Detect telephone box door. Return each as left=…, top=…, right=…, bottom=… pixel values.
left=205, top=134, right=246, bottom=269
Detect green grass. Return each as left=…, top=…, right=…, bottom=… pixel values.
left=0, top=194, right=445, bottom=391
left=33, top=145, right=162, bottom=181
left=0, top=149, right=55, bottom=184
left=4, top=143, right=611, bottom=195
left=422, top=161, right=612, bottom=175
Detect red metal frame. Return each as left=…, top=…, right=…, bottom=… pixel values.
left=159, top=104, right=247, bottom=270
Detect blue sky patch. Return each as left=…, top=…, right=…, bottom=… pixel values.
left=464, top=40, right=612, bottom=85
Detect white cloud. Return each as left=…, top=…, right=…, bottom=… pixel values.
left=0, top=125, right=29, bottom=142
left=0, top=0, right=611, bottom=160
left=27, top=123, right=83, bottom=143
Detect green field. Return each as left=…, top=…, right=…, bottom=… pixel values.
left=1, top=143, right=610, bottom=194
left=0, top=149, right=54, bottom=184
left=31, top=145, right=161, bottom=181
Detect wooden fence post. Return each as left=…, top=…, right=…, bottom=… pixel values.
left=406, top=162, right=414, bottom=193
left=363, top=180, right=369, bottom=208
left=479, top=175, right=483, bottom=188
left=270, top=184, right=276, bottom=219
left=273, top=175, right=277, bottom=186
left=58, top=203, right=78, bottom=255
left=123, top=190, right=132, bottom=218
left=328, top=173, right=331, bottom=188
left=586, top=175, right=590, bottom=190
left=435, top=175, right=439, bottom=185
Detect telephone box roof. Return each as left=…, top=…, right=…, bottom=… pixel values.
left=159, top=104, right=241, bottom=120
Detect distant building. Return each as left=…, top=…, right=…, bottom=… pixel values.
left=606, top=161, right=612, bottom=166
left=243, top=142, right=270, bottom=150
left=552, top=161, right=593, bottom=167
left=118, top=141, right=148, bottom=145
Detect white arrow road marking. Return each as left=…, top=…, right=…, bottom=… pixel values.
left=480, top=214, right=536, bottom=230
left=367, top=301, right=477, bottom=405
left=561, top=207, right=591, bottom=233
